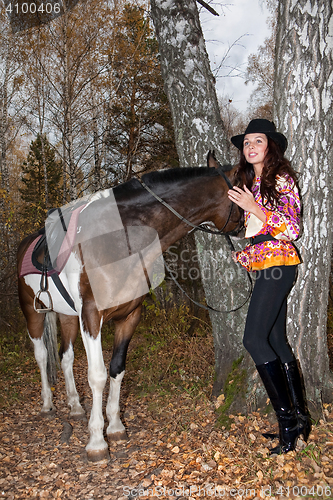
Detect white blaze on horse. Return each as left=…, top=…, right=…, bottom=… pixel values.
left=17, top=152, right=242, bottom=462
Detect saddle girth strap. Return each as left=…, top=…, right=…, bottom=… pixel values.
left=50, top=273, right=77, bottom=312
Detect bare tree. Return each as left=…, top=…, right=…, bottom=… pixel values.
left=18, top=0, right=113, bottom=201
left=19, top=33, right=52, bottom=208
left=0, top=15, right=27, bottom=323
left=274, top=0, right=333, bottom=407
left=0, top=21, right=24, bottom=215
left=245, top=0, right=277, bottom=118
left=245, top=35, right=275, bottom=117
left=218, top=95, right=247, bottom=164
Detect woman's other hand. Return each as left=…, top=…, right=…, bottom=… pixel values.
left=231, top=251, right=238, bottom=263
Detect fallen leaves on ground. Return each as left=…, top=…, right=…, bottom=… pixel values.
left=0, top=351, right=332, bottom=500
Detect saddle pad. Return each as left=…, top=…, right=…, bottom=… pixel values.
left=19, top=234, right=44, bottom=277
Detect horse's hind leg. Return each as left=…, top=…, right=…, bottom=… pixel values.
left=29, top=312, right=56, bottom=414
left=106, top=304, right=142, bottom=442
left=58, top=314, right=85, bottom=418
left=18, top=277, right=57, bottom=414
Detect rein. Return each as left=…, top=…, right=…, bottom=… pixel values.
left=136, top=167, right=253, bottom=313
left=164, top=260, right=252, bottom=314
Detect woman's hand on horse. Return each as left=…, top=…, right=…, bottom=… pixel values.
left=228, top=186, right=267, bottom=223
left=228, top=185, right=257, bottom=212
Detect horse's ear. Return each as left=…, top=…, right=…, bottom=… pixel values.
left=207, top=150, right=219, bottom=169
left=207, top=150, right=234, bottom=172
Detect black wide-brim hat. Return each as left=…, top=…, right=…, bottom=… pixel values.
left=231, top=119, right=288, bottom=153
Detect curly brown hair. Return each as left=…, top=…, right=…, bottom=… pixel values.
left=235, top=137, right=299, bottom=206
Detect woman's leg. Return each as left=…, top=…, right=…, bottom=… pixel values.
left=268, top=295, right=312, bottom=440
left=243, top=265, right=296, bottom=365
left=268, top=299, right=294, bottom=363
left=247, top=267, right=312, bottom=444
left=243, top=266, right=300, bottom=453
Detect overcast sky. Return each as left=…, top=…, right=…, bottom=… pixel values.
left=199, top=0, right=271, bottom=113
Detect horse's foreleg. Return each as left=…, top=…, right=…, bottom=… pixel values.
left=59, top=314, right=85, bottom=418
left=79, top=310, right=108, bottom=462
left=107, top=366, right=126, bottom=441
left=106, top=304, right=142, bottom=441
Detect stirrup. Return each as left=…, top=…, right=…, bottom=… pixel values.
left=33, top=289, right=53, bottom=313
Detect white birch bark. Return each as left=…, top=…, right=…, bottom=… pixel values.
left=150, top=0, right=250, bottom=400
left=150, top=0, right=228, bottom=167
left=274, top=0, right=333, bottom=404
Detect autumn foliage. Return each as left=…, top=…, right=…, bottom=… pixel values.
left=0, top=0, right=178, bottom=336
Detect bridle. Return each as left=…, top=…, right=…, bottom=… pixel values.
left=136, top=166, right=252, bottom=313
left=137, top=166, right=237, bottom=239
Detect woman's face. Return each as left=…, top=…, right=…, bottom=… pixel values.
left=243, top=133, right=268, bottom=174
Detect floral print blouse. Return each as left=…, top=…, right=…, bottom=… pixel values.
left=235, top=175, right=301, bottom=272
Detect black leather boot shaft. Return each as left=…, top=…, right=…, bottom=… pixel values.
left=283, top=359, right=312, bottom=441
left=256, top=359, right=299, bottom=454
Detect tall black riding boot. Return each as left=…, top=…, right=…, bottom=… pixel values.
left=256, top=359, right=299, bottom=454
left=283, top=359, right=312, bottom=442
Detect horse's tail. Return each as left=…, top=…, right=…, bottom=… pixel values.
left=43, top=311, right=60, bottom=386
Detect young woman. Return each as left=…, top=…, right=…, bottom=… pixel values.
left=228, top=119, right=311, bottom=454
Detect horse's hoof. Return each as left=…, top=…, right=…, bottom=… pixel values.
left=40, top=408, right=56, bottom=417
left=86, top=448, right=110, bottom=463
left=69, top=410, right=87, bottom=421
left=60, top=422, right=73, bottom=444
left=107, top=430, right=128, bottom=443
left=70, top=414, right=87, bottom=422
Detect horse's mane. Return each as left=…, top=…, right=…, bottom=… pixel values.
left=142, top=167, right=219, bottom=185
left=113, top=167, right=220, bottom=200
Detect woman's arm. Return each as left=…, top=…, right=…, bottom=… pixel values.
left=228, top=177, right=301, bottom=241
left=260, top=177, right=301, bottom=240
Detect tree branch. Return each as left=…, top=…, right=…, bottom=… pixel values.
left=196, top=0, right=219, bottom=16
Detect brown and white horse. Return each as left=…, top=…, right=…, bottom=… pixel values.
left=17, top=153, right=242, bottom=462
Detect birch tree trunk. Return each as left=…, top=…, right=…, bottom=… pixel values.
left=0, top=46, right=9, bottom=202
left=36, top=71, right=49, bottom=208
left=274, top=0, right=333, bottom=406
left=0, top=27, right=24, bottom=320
left=91, top=87, right=103, bottom=191
left=150, top=0, right=251, bottom=406
left=62, top=11, right=77, bottom=202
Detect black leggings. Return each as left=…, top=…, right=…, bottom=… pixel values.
left=243, top=265, right=297, bottom=366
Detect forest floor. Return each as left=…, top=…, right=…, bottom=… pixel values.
left=0, top=306, right=333, bottom=500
